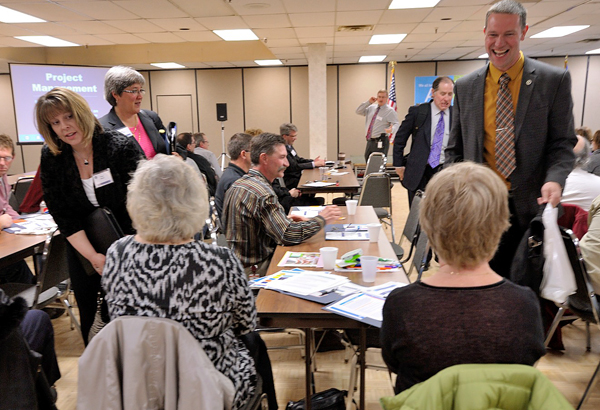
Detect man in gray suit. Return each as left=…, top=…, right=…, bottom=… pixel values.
left=445, top=0, right=576, bottom=277
left=393, top=76, right=454, bottom=206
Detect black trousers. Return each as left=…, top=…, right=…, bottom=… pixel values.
left=240, top=331, right=278, bottom=410
left=489, top=196, right=526, bottom=278
left=20, top=309, right=61, bottom=385
left=0, top=260, right=35, bottom=285
left=406, top=164, right=442, bottom=207
left=364, top=134, right=389, bottom=162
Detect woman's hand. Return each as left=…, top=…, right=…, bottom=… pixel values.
left=89, top=253, right=106, bottom=275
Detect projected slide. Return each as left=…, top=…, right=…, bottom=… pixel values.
left=10, top=64, right=111, bottom=144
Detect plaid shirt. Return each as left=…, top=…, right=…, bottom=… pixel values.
left=222, top=169, right=325, bottom=267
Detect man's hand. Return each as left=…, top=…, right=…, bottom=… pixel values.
left=289, top=214, right=308, bottom=222
left=318, top=206, right=342, bottom=224
left=289, top=188, right=300, bottom=198
left=538, top=181, right=562, bottom=207
left=313, top=156, right=326, bottom=167
left=368, top=97, right=377, bottom=104
left=395, top=167, right=405, bottom=181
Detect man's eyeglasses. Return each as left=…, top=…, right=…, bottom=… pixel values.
left=0, top=156, right=13, bottom=163
left=122, top=89, right=146, bottom=96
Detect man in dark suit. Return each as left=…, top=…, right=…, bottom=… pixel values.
left=445, top=0, right=577, bottom=277
left=281, top=123, right=325, bottom=189
left=393, top=76, right=454, bottom=206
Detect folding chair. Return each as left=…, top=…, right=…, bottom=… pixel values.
left=12, top=176, right=34, bottom=210
left=363, top=152, right=386, bottom=178
left=544, top=228, right=600, bottom=409
left=407, top=230, right=429, bottom=282
left=358, top=172, right=395, bottom=242
left=346, top=347, right=394, bottom=410
left=391, top=190, right=423, bottom=261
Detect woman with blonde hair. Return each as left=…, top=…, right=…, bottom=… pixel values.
left=102, top=155, right=275, bottom=410
left=36, top=87, right=144, bottom=343
left=381, top=162, right=545, bottom=393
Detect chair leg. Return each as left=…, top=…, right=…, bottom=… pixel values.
left=577, top=360, right=600, bottom=409
left=544, top=306, right=566, bottom=347
left=586, top=321, right=591, bottom=352
left=346, top=353, right=358, bottom=410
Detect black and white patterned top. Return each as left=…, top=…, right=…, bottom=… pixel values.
left=102, top=236, right=257, bottom=409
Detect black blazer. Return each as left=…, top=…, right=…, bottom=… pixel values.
left=283, top=145, right=314, bottom=189
left=99, top=108, right=168, bottom=155
left=393, top=102, right=452, bottom=191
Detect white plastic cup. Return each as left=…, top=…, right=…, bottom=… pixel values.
left=366, top=223, right=382, bottom=243
left=346, top=200, right=358, bottom=215
left=320, top=247, right=339, bottom=270
left=361, top=256, right=378, bottom=282
left=319, top=166, right=328, bottom=180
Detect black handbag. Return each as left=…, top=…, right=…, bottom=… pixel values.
left=285, top=388, right=347, bottom=410
left=83, top=207, right=124, bottom=254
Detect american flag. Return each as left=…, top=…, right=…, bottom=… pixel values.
left=388, top=61, right=397, bottom=111
left=388, top=61, right=397, bottom=142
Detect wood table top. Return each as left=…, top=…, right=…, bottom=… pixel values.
left=297, top=166, right=360, bottom=195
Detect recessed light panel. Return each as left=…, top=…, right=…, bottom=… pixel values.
left=15, top=36, right=79, bottom=47
left=369, top=34, right=407, bottom=45
left=213, top=29, right=259, bottom=41
left=531, top=25, right=589, bottom=38
left=389, top=0, right=440, bottom=9
left=0, top=6, right=45, bottom=23
left=359, top=55, right=386, bottom=63
left=151, top=62, right=185, bottom=69
left=255, top=60, right=283, bottom=66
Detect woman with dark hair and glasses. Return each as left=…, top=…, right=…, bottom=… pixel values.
left=99, top=65, right=168, bottom=158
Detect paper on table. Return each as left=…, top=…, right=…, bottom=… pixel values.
left=301, top=181, right=336, bottom=188
left=265, top=271, right=350, bottom=296
left=324, top=293, right=386, bottom=324
left=277, top=251, right=321, bottom=267
left=290, top=206, right=325, bottom=218
left=5, top=213, right=57, bottom=235
left=330, top=172, right=349, bottom=176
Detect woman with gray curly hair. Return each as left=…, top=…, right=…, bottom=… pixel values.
left=102, top=154, right=277, bottom=410
left=99, top=65, right=168, bottom=158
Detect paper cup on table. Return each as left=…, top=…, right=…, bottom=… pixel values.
left=346, top=200, right=358, bottom=215
left=361, top=256, right=378, bottom=282
left=319, top=166, right=328, bottom=180
left=320, top=247, right=338, bottom=270
left=366, top=223, right=382, bottom=243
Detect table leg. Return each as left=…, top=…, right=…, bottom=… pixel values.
left=305, top=327, right=313, bottom=410
left=359, top=327, right=366, bottom=410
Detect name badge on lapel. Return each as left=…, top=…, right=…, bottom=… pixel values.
left=93, top=169, right=114, bottom=188
left=116, top=127, right=133, bottom=137
left=291, top=149, right=297, bottom=157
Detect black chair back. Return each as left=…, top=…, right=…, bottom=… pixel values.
left=13, top=177, right=34, bottom=209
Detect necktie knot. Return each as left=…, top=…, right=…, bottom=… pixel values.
left=499, top=73, right=511, bottom=87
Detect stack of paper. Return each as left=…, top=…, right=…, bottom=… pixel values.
left=6, top=213, right=57, bottom=235
left=265, top=271, right=350, bottom=296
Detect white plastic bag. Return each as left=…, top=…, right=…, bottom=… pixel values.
left=540, top=204, right=576, bottom=304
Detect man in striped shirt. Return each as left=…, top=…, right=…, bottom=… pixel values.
left=223, top=133, right=341, bottom=277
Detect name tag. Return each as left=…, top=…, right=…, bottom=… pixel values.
left=291, top=149, right=297, bottom=156
left=377, top=141, right=383, bottom=149
left=117, top=127, right=133, bottom=137
left=376, top=116, right=383, bottom=121
left=93, top=168, right=114, bottom=188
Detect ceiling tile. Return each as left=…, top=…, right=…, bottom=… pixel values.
left=195, top=16, right=247, bottom=30
left=294, top=27, right=334, bottom=38
left=56, top=1, right=138, bottom=20
left=424, top=6, right=482, bottom=22
left=113, top=0, right=188, bottom=19
left=336, top=0, right=392, bottom=12
left=264, top=38, right=300, bottom=47
left=379, top=9, right=433, bottom=24
left=58, top=35, right=115, bottom=46
left=336, top=11, right=384, bottom=26
left=60, top=21, right=127, bottom=35
left=411, top=21, right=461, bottom=34
left=173, top=31, right=223, bottom=42
left=228, top=0, right=286, bottom=16
left=253, top=28, right=296, bottom=39
left=289, top=12, right=335, bottom=27
left=8, top=2, right=90, bottom=22
left=134, top=32, right=185, bottom=43
left=103, top=19, right=166, bottom=33
left=171, top=0, right=233, bottom=18
left=95, top=33, right=149, bottom=44
left=242, top=14, right=292, bottom=29
left=372, top=24, right=418, bottom=34
left=147, top=18, right=208, bottom=32
left=281, top=0, right=335, bottom=14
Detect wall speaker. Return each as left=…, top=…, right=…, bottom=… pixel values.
left=216, top=103, right=228, bottom=122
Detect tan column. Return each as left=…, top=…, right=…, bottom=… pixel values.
left=307, top=43, right=327, bottom=159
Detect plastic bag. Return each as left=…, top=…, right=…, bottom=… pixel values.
left=540, top=204, right=576, bottom=304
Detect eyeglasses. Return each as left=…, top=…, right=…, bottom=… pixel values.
left=0, top=156, right=13, bottom=162
left=122, top=89, right=146, bottom=96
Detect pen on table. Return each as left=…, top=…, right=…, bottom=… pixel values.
left=320, top=288, right=337, bottom=295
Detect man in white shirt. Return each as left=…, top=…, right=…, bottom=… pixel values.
left=356, top=89, right=399, bottom=162
left=194, top=132, right=223, bottom=177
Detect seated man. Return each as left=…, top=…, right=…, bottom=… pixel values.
left=562, top=135, right=600, bottom=211
left=193, top=132, right=223, bottom=178
left=215, top=133, right=253, bottom=219
left=222, top=133, right=340, bottom=277
left=176, top=132, right=218, bottom=197
left=0, top=134, right=34, bottom=285
left=280, top=123, right=325, bottom=189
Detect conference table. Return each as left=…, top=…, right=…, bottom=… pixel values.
left=297, top=166, right=360, bottom=196
left=7, top=171, right=36, bottom=186
left=0, top=230, right=46, bottom=270
left=256, top=206, right=409, bottom=410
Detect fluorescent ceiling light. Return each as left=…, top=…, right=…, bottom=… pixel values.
left=213, top=29, right=258, bottom=41
left=255, top=59, right=283, bottom=66
left=369, top=34, right=407, bottom=45
left=15, top=36, right=79, bottom=47
left=586, top=48, right=600, bottom=54
left=359, top=55, right=386, bottom=63
left=479, top=53, right=489, bottom=59
left=531, top=25, right=589, bottom=38
left=389, top=0, right=440, bottom=9
left=151, top=62, right=185, bottom=69
left=0, top=6, right=45, bottom=23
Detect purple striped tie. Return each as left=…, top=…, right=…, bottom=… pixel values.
left=428, top=110, right=445, bottom=168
